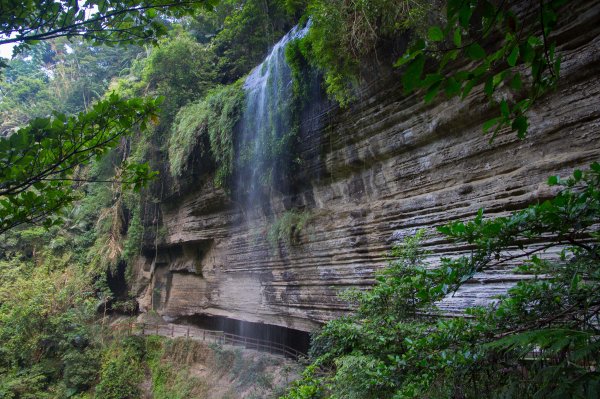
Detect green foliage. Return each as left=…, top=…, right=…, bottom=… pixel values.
left=285, top=163, right=600, bottom=398
left=267, top=210, right=311, bottom=250
left=395, top=0, right=568, bottom=139
left=62, top=348, right=102, bottom=393
left=0, top=93, right=160, bottom=234
left=211, top=0, right=296, bottom=83
left=291, top=0, right=430, bottom=106
left=145, top=336, right=209, bottom=398
left=95, top=336, right=146, bottom=399
left=0, top=230, right=102, bottom=398
left=142, top=31, right=218, bottom=123
left=169, top=81, right=245, bottom=186
left=0, top=0, right=217, bottom=55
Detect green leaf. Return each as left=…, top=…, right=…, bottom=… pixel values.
left=445, top=77, right=461, bottom=97
left=483, top=117, right=501, bottom=133
left=510, top=73, right=523, bottom=90
left=466, top=43, right=486, bottom=60
left=500, top=100, right=510, bottom=117
left=461, top=79, right=477, bottom=99
left=453, top=28, right=462, bottom=47
left=428, top=26, right=444, bottom=42
left=511, top=114, right=528, bottom=138
left=424, top=81, right=441, bottom=103
left=402, top=54, right=425, bottom=92
left=507, top=46, right=519, bottom=66
left=484, top=76, right=494, bottom=96
left=548, top=175, right=559, bottom=186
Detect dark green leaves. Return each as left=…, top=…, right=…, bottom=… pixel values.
left=395, top=0, right=566, bottom=141
left=0, top=0, right=214, bottom=55
left=427, top=26, right=444, bottom=42
left=401, top=53, right=425, bottom=93
left=507, top=46, right=520, bottom=66
left=287, top=163, right=600, bottom=398
left=466, top=43, right=486, bottom=60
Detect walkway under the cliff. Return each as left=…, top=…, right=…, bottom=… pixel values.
left=111, top=321, right=305, bottom=360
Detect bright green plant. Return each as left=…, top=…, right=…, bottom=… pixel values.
left=288, top=0, right=430, bottom=106
left=142, top=31, right=218, bottom=124
left=95, top=336, right=146, bottom=399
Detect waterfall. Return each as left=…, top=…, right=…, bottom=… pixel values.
left=236, top=22, right=311, bottom=215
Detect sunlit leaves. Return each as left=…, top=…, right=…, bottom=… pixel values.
left=427, top=26, right=444, bottom=42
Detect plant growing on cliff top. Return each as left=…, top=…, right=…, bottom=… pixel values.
left=291, top=0, right=568, bottom=139
left=169, top=81, right=245, bottom=186
left=287, top=0, right=431, bottom=106
left=285, top=163, right=600, bottom=398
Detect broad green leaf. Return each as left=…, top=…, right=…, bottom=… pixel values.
left=483, top=117, right=501, bottom=133
left=507, top=46, right=519, bottom=66
left=428, top=26, right=444, bottom=42
left=466, top=43, right=486, bottom=60
left=453, top=28, right=462, bottom=47
left=510, top=73, right=523, bottom=90
left=511, top=114, right=528, bottom=138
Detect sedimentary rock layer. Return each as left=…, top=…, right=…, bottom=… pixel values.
left=134, top=0, right=600, bottom=332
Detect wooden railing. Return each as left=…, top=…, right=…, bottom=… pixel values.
left=111, top=322, right=305, bottom=360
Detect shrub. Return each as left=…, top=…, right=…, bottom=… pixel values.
left=267, top=210, right=312, bottom=250
left=94, top=337, right=145, bottom=399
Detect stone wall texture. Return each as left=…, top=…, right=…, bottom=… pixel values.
left=133, top=0, right=600, bottom=332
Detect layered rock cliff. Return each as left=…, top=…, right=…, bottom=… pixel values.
left=132, top=0, right=600, bottom=332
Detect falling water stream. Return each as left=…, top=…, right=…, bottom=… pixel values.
left=228, top=22, right=313, bottom=344
left=236, top=22, right=311, bottom=216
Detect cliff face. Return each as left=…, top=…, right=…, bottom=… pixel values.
left=133, top=1, right=600, bottom=332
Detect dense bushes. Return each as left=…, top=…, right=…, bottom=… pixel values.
left=0, top=227, right=101, bottom=398
left=95, top=336, right=146, bottom=399
left=141, top=31, right=218, bottom=124
left=285, top=164, right=600, bottom=398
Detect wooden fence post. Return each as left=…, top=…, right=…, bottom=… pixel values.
left=171, top=324, right=174, bottom=337
left=187, top=327, right=190, bottom=339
